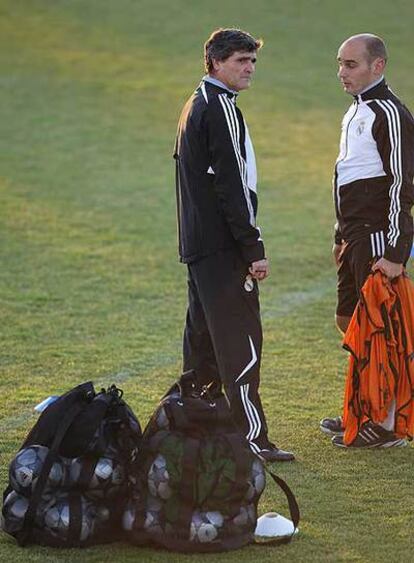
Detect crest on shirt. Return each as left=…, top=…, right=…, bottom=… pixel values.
left=356, top=121, right=365, bottom=136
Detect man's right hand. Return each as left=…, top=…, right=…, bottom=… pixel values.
left=333, top=243, right=343, bottom=267
left=372, top=257, right=403, bottom=279
left=249, top=258, right=269, bottom=281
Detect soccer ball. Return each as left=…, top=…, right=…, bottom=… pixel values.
left=246, top=504, right=256, bottom=524
left=122, top=500, right=136, bottom=532
left=143, top=510, right=163, bottom=535
left=48, top=458, right=66, bottom=489
left=1, top=489, right=52, bottom=535
left=86, top=456, right=124, bottom=500
left=142, top=494, right=164, bottom=535
left=189, top=510, right=221, bottom=543
left=122, top=493, right=158, bottom=533
left=245, top=459, right=266, bottom=501
left=144, top=510, right=163, bottom=535
left=147, top=454, right=172, bottom=500
left=231, top=504, right=256, bottom=530
left=69, top=455, right=125, bottom=500
left=1, top=491, right=29, bottom=534
left=204, top=510, right=224, bottom=528
left=95, top=505, right=110, bottom=523
left=9, top=446, right=47, bottom=495
left=1, top=490, right=54, bottom=536
left=9, top=445, right=66, bottom=496
left=43, top=493, right=95, bottom=542
left=154, top=406, right=169, bottom=430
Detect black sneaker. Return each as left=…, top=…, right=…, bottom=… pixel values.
left=256, top=443, right=295, bottom=462
left=332, top=421, right=407, bottom=449
left=320, top=416, right=344, bottom=437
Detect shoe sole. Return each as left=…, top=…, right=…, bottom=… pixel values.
left=332, top=438, right=408, bottom=449
left=256, top=453, right=296, bottom=463
left=319, top=420, right=344, bottom=437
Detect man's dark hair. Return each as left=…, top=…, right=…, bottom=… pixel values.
left=347, top=33, right=388, bottom=64
left=364, top=34, right=388, bottom=63
left=204, top=28, right=263, bottom=73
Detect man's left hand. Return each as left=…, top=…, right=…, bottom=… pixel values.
left=249, top=258, right=269, bottom=281
left=372, top=257, right=403, bottom=279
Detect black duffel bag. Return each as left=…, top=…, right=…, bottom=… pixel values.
left=124, top=370, right=299, bottom=552
left=1, top=381, right=142, bottom=547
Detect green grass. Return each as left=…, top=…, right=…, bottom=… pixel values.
left=1, top=0, right=414, bottom=561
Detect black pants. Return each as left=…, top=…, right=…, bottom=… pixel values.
left=183, top=248, right=269, bottom=453
left=336, top=231, right=412, bottom=316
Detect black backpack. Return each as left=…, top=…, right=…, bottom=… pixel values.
left=1, top=381, right=142, bottom=547
left=124, top=371, right=299, bottom=552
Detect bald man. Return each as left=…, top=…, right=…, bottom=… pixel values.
left=320, top=34, right=414, bottom=447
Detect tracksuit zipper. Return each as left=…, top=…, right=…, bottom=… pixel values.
left=340, top=100, right=359, bottom=162
left=336, top=100, right=359, bottom=217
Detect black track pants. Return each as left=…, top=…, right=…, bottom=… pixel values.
left=336, top=232, right=413, bottom=316
left=183, top=248, right=269, bottom=453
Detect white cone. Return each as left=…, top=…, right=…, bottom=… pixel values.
left=255, top=512, right=298, bottom=539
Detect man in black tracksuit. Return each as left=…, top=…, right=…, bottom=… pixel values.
left=320, top=34, right=414, bottom=447
left=174, top=28, right=294, bottom=461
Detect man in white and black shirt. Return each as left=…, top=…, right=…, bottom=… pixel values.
left=321, top=34, right=414, bottom=447
left=174, top=28, right=294, bottom=461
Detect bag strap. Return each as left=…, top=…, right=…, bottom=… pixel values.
left=175, top=437, right=200, bottom=539
left=223, top=434, right=252, bottom=500
left=254, top=467, right=300, bottom=546
left=68, top=494, right=83, bottom=545
left=16, top=400, right=86, bottom=546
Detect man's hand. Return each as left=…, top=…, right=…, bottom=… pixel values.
left=372, top=257, right=403, bottom=279
left=332, top=243, right=344, bottom=267
left=249, top=258, right=269, bottom=281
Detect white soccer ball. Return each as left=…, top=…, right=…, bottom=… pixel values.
left=43, top=493, right=95, bottom=542
left=69, top=456, right=125, bottom=500
left=48, top=458, right=66, bottom=489
left=88, top=456, right=124, bottom=499
left=246, top=503, right=256, bottom=523
left=9, top=446, right=47, bottom=495
left=231, top=504, right=256, bottom=531
left=147, top=454, right=172, bottom=500
left=245, top=459, right=266, bottom=501
left=122, top=500, right=136, bottom=531
left=95, top=505, right=110, bottom=522
left=144, top=510, right=163, bottom=535
left=205, top=511, right=224, bottom=528
left=233, top=506, right=249, bottom=527
left=9, top=445, right=67, bottom=496
left=1, top=491, right=29, bottom=534
left=252, top=460, right=266, bottom=493
left=189, top=510, right=220, bottom=543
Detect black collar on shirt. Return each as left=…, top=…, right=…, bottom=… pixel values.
left=355, top=78, right=389, bottom=102
left=201, top=79, right=238, bottom=100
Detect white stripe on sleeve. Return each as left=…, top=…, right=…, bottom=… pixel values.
left=218, top=94, right=255, bottom=226
left=377, top=100, right=402, bottom=248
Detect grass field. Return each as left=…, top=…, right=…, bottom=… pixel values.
left=1, top=1, right=414, bottom=561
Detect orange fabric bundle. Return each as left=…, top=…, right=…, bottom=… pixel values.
left=342, top=271, right=414, bottom=445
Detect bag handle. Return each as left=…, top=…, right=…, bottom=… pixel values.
left=16, top=400, right=86, bottom=546
left=254, top=467, right=300, bottom=546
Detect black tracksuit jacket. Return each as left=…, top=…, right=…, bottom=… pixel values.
left=174, top=79, right=264, bottom=265
left=333, top=79, right=414, bottom=263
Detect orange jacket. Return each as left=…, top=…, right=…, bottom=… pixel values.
left=342, top=271, right=414, bottom=445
